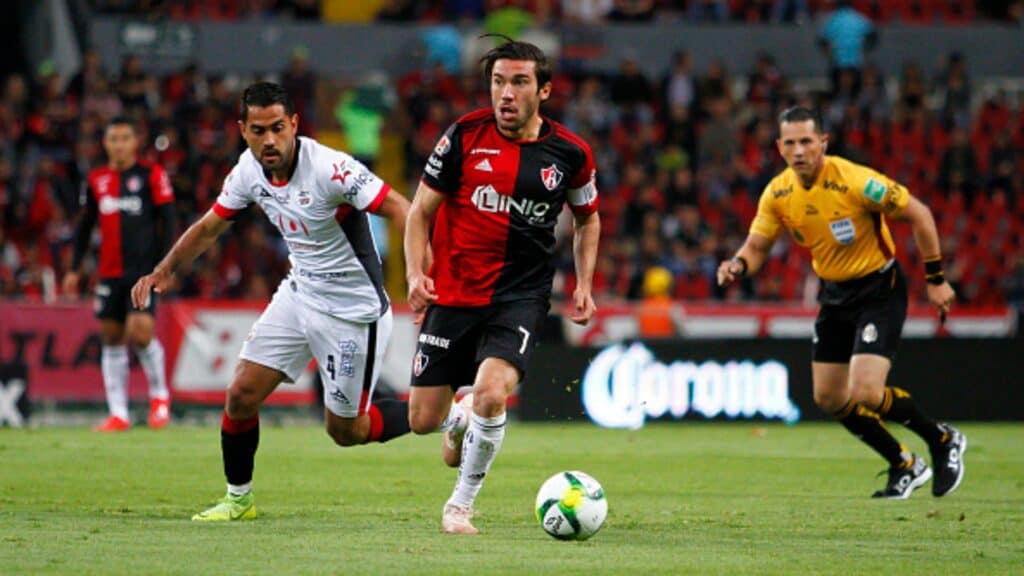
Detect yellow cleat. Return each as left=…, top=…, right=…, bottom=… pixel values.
left=192, top=492, right=256, bottom=522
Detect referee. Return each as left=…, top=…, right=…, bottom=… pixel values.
left=718, top=107, right=966, bottom=499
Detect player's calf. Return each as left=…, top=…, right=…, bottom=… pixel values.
left=325, top=399, right=410, bottom=446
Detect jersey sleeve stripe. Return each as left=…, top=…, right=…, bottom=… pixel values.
left=366, top=183, right=390, bottom=214
left=570, top=197, right=599, bottom=216
left=212, top=202, right=240, bottom=220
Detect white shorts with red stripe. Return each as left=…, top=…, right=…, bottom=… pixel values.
left=240, top=277, right=392, bottom=418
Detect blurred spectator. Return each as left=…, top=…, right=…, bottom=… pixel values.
left=334, top=77, right=393, bottom=169
left=636, top=266, right=682, bottom=338
left=662, top=50, right=696, bottom=114
left=116, top=55, right=153, bottom=114
left=607, top=0, right=655, bottom=21
left=609, top=56, right=654, bottom=125
left=817, top=0, right=877, bottom=96
left=939, top=125, right=979, bottom=201
left=281, top=47, right=316, bottom=136
left=561, top=0, right=613, bottom=23
left=771, top=0, right=810, bottom=23
left=688, top=0, right=729, bottom=22
left=938, top=52, right=971, bottom=125
left=376, top=0, right=422, bottom=21
left=483, top=0, right=538, bottom=39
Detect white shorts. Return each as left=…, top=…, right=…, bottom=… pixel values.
left=240, top=279, right=392, bottom=418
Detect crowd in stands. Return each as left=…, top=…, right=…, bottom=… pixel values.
left=3, top=11, right=1024, bottom=310
left=90, top=0, right=1024, bottom=25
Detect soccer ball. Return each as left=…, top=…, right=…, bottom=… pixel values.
left=535, top=471, right=607, bottom=541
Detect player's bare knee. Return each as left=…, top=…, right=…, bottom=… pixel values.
left=409, top=410, right=441, bottom=435
left=225, top=383, right=260, bottom=419
left=472, top=384, right=507, bottom=417
left=813, top=388, right=846, bottom=413
left=849, top=383, right=882, bottom=410
left=326, top=421, right=363, bottom=447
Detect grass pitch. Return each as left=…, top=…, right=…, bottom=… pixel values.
left=1, top=422, right=1021, bottom=575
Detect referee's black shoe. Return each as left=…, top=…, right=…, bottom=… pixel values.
left=872, top=455, right=932, bottom=500
left=930, top=423, right=967, bottom=497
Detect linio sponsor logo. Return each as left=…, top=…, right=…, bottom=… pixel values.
left=581, top=343, right=800, bottom=429
left=471, top=185, right=551, bottom=222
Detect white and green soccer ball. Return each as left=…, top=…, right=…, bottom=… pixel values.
left=535, top=471, right=607, bottom=541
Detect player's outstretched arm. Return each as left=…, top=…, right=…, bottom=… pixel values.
left=717, top=233, right=773, bottom=287
left=895, top=195, right=955, bottom=320
left=570, top=210, right=600, bottom=325
left=404, top=181, right=443, bottom=315
left=131, top=209, right=233, bottom=309
left=372, top=187, right=411, bottom=240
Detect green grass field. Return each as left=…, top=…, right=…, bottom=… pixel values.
left=1, top=422, right=1021, bottom=575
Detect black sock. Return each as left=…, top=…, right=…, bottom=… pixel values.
left=367, top=399, right=410, bottom=443
left=875, top=387, right=944, bottom=446
left=833, top=400, right=907, bottom=467
left=221, top=412, right=259, bottom=487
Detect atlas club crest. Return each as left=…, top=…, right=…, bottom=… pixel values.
left=540, top=164, right=563, bottom=191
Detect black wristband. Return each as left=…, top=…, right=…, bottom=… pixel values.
left=924, top=257, right=944, bottom=285
left=731, top=256, right=748, bottom=277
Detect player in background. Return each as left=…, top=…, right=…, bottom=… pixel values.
left=404, top=38, right=601, bottom=534
left=131, top=82, right=412, bottom=521
left=718, top=107, right=966, bottom=500
left=64, top=117, right=176, bottom=431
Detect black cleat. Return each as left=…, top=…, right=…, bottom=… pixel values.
left=872, top=454, right=932, bottom=500
left=930, top=423, right=967, bottom=497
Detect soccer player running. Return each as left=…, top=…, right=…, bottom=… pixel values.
left=65, top=117, right=176, bottom=432
left=404, top=39, right=601, bottom=534
left=131, top=82, right=412, bottom=521
left=718, top=107, right=966, bottom=499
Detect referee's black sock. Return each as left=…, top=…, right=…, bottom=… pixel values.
left=222, top=412, right=260, bottom=488
left=833, top=400, right=908, bottom=468
left=367, top=399, right=410, bottom=443
left=875, top=387, right=945, bottom=447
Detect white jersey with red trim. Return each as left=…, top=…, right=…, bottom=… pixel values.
left=214, top=136, right=391, bottom=323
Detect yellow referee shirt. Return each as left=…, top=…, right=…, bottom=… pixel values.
left=750, top=155, right=910, bottom=282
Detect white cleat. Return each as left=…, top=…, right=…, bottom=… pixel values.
left=442, top=503, right=479, bottom=535
left=443, top=393, right=474, bottom=467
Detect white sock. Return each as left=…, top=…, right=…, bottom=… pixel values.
left=135, top=339, right=169, bottom=400
left=227, top=482, right=252, bottom=497
left=101, top=345, right=130, bottom=420
left=438, top=400, right=468, bottom=433
left=448, top=411, right=506, bottom=509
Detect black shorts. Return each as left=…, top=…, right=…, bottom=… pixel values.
left=410, top=300, right=550, bottom=390
left=813, top=261, right=907, bottom=363
left=95, top=277, right=156, bottom=322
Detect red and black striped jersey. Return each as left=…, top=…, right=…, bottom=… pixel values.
left=421, top=108, right=598, bottom=307
left=75, top=161, right=175, bottom=280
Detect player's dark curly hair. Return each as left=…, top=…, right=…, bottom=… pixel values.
left=479, top=34, right=552, bottom=89
left=778, top=106, right=825, bottom=134
left=239, top=82, right=295, bottom=121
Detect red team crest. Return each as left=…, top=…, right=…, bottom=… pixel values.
left=413, top=352, right=429, bottom=377
left=540, top=164, right=564, bottom=191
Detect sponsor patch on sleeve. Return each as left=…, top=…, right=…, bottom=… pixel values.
left=863, top=178, right=887, bottom=203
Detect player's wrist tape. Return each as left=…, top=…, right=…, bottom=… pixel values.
left=924, top=257, right=945, bottom=285
left=731, top=256, right=748, bottom=277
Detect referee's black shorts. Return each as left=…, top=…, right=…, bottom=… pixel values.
left=812, top=260, right=907, bottom=363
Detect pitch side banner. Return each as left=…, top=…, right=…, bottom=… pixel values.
left=519, top=339, right=1024, bottom=424
left=0, top=303, right=149, bottom=401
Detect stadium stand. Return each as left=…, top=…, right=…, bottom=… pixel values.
left=1, top=1, right=1022, bottom=312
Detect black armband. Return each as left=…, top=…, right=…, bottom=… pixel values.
left=731, top=256, right=749, bottom=277
left=924, top=257, right=945, bottom=285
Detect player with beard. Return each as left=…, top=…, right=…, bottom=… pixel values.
left=132, top=82, right=412, bottom=521
left=404, top=38, right=601, bottom=534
